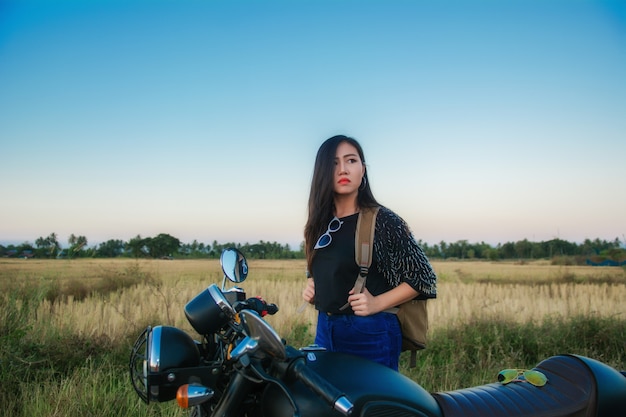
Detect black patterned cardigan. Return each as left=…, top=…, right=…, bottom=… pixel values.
left=373, top=206, right=437, bottom=299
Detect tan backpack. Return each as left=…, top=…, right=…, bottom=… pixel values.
left=347, top=206, right=429, bottom=368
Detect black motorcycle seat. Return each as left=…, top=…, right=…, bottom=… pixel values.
left=432, top=354, right=598, bottom=417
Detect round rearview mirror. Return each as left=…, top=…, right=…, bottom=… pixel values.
left=220, top=248, right=248, bottom=283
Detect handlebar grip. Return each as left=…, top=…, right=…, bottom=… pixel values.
left=290, top=358, right=353, bottom=416
left=236, top=297, right=279, bottom=317
left=265, top=303, right=278, bottom=315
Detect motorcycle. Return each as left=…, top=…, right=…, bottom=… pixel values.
left=130, top=248, right=626, bottom=417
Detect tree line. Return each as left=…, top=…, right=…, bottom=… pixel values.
left=0, top=233, right=300, bottom=260
left=1, top=232, right=624, bottom=264
left=416, top=237, right=625, bottom=264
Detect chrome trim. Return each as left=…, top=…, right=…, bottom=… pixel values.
left=208, top=284, right=236, bottom=317
left=148, top=326, right=162, bottom=372
left=185, top=384, right=215, bottom=407
left=334, top=396, right=354, bottom=416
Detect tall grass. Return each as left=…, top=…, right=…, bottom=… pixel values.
left=0, top=259, right=624, bottom=416
left=402, top=314, right=625, bottom=391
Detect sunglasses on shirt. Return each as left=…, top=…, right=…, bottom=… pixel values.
left=314, top=217, right=344, bottom=249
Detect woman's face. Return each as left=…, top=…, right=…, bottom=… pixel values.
left=333, top=141, right=365, bottom=196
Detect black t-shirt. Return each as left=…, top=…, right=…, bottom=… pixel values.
left=311, top=213, right=393, bottom=314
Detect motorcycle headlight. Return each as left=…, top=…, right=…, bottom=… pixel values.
left=129, top=325, right=201, bottom=403
left=184, top=283, right=237, bottom=335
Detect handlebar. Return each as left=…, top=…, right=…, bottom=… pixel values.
left=235, top=297, right=278, bottom=317
left=289, top=356, right=354, bottom=416
left=232, top=299, right=352, bottom=415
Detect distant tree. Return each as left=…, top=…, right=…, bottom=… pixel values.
left=146, top=233, right=181, bottom=258
left=473, top=241, right=493, bottom=259
left=425, top=243, right=441, bottom=259
left=500, top=242, right=516, bottom=259
left=209, top=240, right=220, bottom=258
left=483, top=246, right=498, bottom=261
left=534, top=240, right=546, bottom=258
left=210, top=241, right=242, bottom=259
left=126, top=235, right=148, bottom=258
left=35, top=233, right=60, bottom=258
left=447, top=240, right=469, bottom=259
left=438, top=241, right=448, bottom=259
left=96, top=239, right=125, bottom=258
left=179, top=240, right=210, bottom=258
left=34, top=236, right=48, bottom=257
left=603, top=247, right=626, bottom=262
left=67, top=234, right=88, bottom=258
left=514, top=239, right=533, bottom=259
left=15, top=242, right=35, bottom=258
left=542, top=238, right=577, bottom=258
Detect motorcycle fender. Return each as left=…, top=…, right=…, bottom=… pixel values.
left=262, top=351, right=442, bottom=417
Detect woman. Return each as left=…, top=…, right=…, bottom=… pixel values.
left=302, top=134, right=437, bottom=370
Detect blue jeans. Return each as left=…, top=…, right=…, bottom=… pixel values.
left=315, top=311, right=402, bottom=371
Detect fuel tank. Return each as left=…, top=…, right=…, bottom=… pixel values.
left=262, top=350, right=442, bottom=417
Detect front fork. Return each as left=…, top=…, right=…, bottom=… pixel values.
left=209, top=369, right=255, bottom=417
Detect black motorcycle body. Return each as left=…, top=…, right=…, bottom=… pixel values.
left=265, top=349, right=626, bottom=417
left=129, top=248, right=626, bottom=417
left=261, top=349, right=441, bottom=417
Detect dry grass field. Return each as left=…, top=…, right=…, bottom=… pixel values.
left=1, top=257, right=625, bottom=416
left=1, top=257, right=624, bottom=343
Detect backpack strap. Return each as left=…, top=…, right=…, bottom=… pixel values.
left=355, top=206, right=378, bottom=276
left=339, top=206, right=379, bottom=311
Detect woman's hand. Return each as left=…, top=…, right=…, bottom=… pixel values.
left=347, top=288, right=381, bottom=316
left=302, top=277, right=315, bottom=304
left=349, top=283, right=418, bottom=316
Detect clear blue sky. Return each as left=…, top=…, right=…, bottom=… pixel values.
left=1, top=0, right=625, bottom=249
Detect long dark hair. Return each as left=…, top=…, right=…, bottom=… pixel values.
left=304, top=135, right=380, bottom=272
